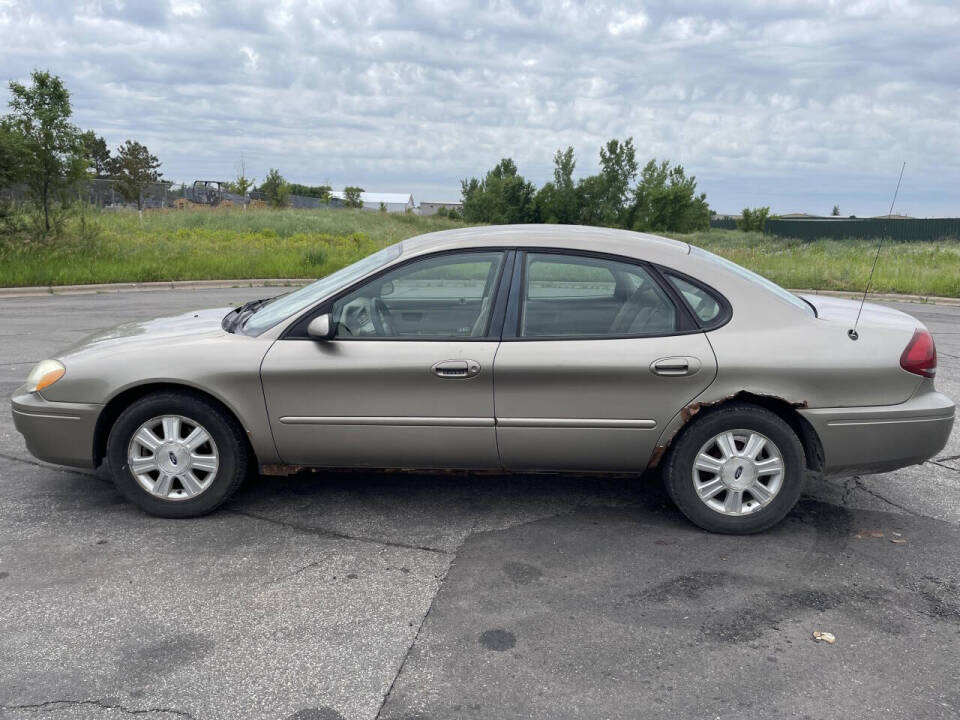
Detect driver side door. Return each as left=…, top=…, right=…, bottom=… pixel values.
left=260, top=250, right=510, bottom=469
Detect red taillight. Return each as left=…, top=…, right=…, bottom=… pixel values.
left=900, top=328, right=937, bottom=378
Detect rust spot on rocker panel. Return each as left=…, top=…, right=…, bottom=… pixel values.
left=261, top=464, right=305, bottom=476
left=647, top=444, right=667, bottom=469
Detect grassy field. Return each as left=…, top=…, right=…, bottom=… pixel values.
left=1, top=207, right=959, bottom=297
left=0, top=207, right=466, bottom=287
left=678, top=229, right=960, bottom=298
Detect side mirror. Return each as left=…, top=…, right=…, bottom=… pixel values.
left=306, top=314, right=334, bottom=340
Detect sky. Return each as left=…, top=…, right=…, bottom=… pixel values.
left=1, top=0, right=958, bottom=216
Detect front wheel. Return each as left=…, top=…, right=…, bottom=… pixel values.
left=663, top=404, right=806, bottom=534
left=106, top=392, right=250, bottom=518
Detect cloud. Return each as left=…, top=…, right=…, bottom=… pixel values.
left=0, top=0, right=958, bottom=214
left=607, top=9, right=649, bottom=37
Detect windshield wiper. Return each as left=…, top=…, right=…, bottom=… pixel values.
left=223, top=297, right=273, bottom=333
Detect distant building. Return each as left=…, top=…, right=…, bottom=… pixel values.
left=420, top=201, right=464, bottom=217
left=330, top=191, right=415, bottom=213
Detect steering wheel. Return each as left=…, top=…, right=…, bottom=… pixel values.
left=372, top=297, right=397, bottom=336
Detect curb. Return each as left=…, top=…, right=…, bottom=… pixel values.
left=792, top=288, right=960, bottom=307
left=0, top=279, right=958, bottom=307
left=0, top=278, right=311, bottom=299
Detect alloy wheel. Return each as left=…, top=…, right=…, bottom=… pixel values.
left=127, top=414, right=220, bottom=501
left=691, top=429, right=785, bottom=516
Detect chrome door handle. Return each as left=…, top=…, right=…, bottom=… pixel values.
left=432, top=359, right=481, bottom=379
left=650, top=356, right=701, bottom=377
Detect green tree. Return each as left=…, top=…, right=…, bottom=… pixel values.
left=596, top=137, right=638, bottom=225
left=460, top=158, right=536, bottom=224
left=574, top=173, right=607, bottom=226
left=737, top=207, right=770, bottom=233
left=259, top=168, right=290, bottom=207
left=3, top=69, right=86, bottom=232
left=227, top=156, right=254, bottom=197
left=80, top=130, right=111, bottom=178
left=535, top=146, right=579, bottom=224
left=342, top=186, right=364, bottom=208
left=287, top=183, right=332, bottom=201
left=570, top=138, right=638, bottom=227
left=831, top=205, right=840, bottom=216
left=109, top=140, right=162, bottom=210
left=629, top=159, right=710, bottom=233
left=0, top=121, right=28, bottom=239
left=0, top=120, right=27, bottom=189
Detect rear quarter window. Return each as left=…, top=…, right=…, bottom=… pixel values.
left=667, top=275, right=723, bottom=325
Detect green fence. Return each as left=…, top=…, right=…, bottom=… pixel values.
left=764, top=218, right=960, bottom=242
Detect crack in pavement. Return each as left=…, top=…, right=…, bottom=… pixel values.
left=927, top=459, right=960, bottom=473
left=224, top=507, right=453, bottom=556
left=852, top=476, right=921, bottom=517
left=0, top=451, right=103, bottom=480
left=839, top=476, right=856, bottom=507
left=373, top=517, right=477, bottom=720
left=261, top=505, right=623, bottom=587
left=0, top=698, right=197, bottom=719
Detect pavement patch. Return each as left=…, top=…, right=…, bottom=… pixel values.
left=378, top=502, right=960, bottom=720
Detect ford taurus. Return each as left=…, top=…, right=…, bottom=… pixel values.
left=11, top=226, right=955, bottom=533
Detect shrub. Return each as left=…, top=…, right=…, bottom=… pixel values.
left=737, top=207, right=771, bottom=233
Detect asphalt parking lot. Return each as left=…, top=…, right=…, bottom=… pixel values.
left=1, top=288, right=959, bottom=720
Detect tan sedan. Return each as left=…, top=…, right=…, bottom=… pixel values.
left=11, top=226, right=954, bottom=533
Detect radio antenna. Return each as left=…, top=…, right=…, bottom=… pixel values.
left=848, top=161, right=905, bottom=341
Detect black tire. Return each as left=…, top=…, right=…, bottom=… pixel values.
left=663, top=403, right=806, bottom=534
left=106, top=391, right=250, bottom=518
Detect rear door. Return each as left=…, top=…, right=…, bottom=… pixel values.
left=493, top=250, right=718, bottom=471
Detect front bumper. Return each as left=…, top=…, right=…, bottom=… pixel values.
left=799, top=390, right=955, bottom=477
left=11, top=385, right=102, bottom=469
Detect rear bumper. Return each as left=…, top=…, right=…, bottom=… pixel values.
left=799, top=390, right=955, bottom=477
left=10, top=385, right=102, bottom=469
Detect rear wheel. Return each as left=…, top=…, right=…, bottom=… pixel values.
left=663, top=404, right=806, bottom=534
left=106, top=392, right=249, bottom=518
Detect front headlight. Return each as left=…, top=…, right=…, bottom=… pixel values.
left=26, top=359, right=65, bottom=393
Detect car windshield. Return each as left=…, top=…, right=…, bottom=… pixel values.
left=241, top=244, right=402, bottom=335
left=689, top=245, right=815, bottom=316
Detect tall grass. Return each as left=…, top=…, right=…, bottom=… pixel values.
left=0, top=207, right=466, bottom=287
left=1, top=209, right=958, bottom=297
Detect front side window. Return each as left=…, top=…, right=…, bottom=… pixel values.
left=243, top=244, right=402, bottom=335
left=332, top=251, right=505, bottom=338
left=520, top=253, right=677, bottom=338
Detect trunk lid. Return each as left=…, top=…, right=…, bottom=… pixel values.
left=799, top=294, right=921, bottom=332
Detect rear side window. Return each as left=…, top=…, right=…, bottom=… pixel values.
left=520, top=253, right=677, bottom=337
left=666, top=275, right=723, bottom=325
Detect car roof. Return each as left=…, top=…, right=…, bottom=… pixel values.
left=397, top=224, right=691, bottom=264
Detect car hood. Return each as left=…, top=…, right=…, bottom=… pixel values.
left=56, top=306, right=234, bottom=362
left=798, top=294, right=921, bottom=331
